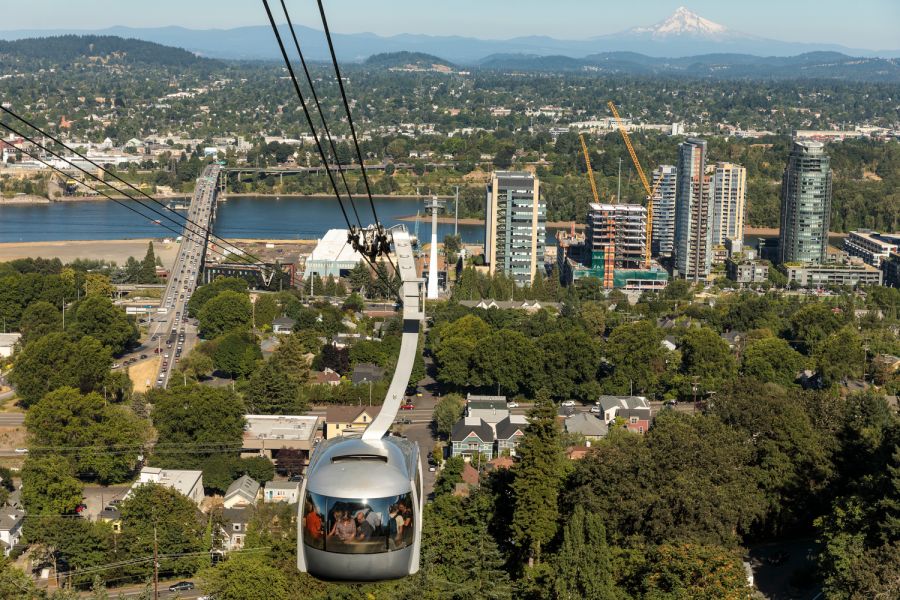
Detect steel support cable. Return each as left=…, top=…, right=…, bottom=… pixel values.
left=279, top=0, right=362, bottom=229
left=261, top=0, right=354, bottom=234
left=315, top=0, right=379, bottom=225
left=0, top=107, right=273, bottom=273
left=0, top=132, right=253, bottom=267
left=315, top=0, right=402, bottom=284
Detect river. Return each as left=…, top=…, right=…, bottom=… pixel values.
left=0, top=196, right=487, bottom=244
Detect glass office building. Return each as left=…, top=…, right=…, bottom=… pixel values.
left=673, top=138, right=712, bottom=281
left=778, top=140, right=833, bottom=265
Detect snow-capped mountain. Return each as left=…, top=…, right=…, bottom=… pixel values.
left=628, top=6, right=732, bottom=39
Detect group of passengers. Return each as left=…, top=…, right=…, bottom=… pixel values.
left=303, top=500, right=413, bottom=550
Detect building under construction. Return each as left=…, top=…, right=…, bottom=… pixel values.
left=557, top=203, right=668, bottom=290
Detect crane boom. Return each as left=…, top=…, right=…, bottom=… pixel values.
left=608, top=100, right=654, bottom=268
left=579, top=134, right=600, bottom=204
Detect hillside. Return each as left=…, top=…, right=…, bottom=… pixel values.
left=0, top=35, right=212, bottom=68
left=364, top=51, right=457, bottom=70
left=477, top=51, right=900, bottom=83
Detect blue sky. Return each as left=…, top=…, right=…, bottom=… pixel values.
left=5, top=1, right=899, bottom=50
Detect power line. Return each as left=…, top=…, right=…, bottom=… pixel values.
left=0, top=107, right=273, bottom=273
left=279, top=0, right=361, bottom=229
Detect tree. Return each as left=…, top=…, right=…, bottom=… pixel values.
left=19, top=300, right=62, bottom=343
left=434, top=456, right=465, bottom=497
left=177, top=349, right=214, bottom=381
left=511, top=391, right=564, bottom=566
left=245, top=357, right=304, bottom=414
left=680, top=327, right=736, bottom=391
left=0, top=555, right=40, bottom=599
left=10, top=333, right=111, bottom=407
left=139, top=241, right=158, bottom=283
left=199, top=552, right=291, bottom=600
left=82, top=273, right=115, bottom=298
left=21, top=455, right=83, bottom=515
left=790, top=302, right=844, bottom=354
left=150, top=385, right=246, bottom=470
left=211, top=330, right=261, bottom=378
left=70, top=295, right=138, bottom=354
left=473, top=329, right=541, bottom=396
left=816, top=326, right=865, bottom=386
left=637, top=544, right=753, bottom=600
left=199, top=290, right=252, bottom=338
left=318, top=343, right=350, bottom=375
left=579, top=301, right=607, bottom=337
left=740, top=336, right=805, bottom=387
left=604, top=321, right=669, bottom=394
left=433, top=394, right=465, bottom=439
left=26, top=387, right=147, bottom=484
left=433, top=314, right=491, bottom=388
left=553, top=505, right=620, bottom=600
left=188, top=277, right=248, bottom=318
left=253, top=294, right=279, bottom=329
left=118, top=484, right=208, bottom=579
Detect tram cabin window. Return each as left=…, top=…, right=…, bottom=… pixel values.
left=303, top=492, right=415, bottom=554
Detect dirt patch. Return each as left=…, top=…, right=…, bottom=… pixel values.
left=863, top=170, right=882, bottom=181
left=128, top=357, right=161, bottom=393
left=0, top=426, right=27, bottom=449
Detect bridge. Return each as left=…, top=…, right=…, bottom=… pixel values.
left=147, top=164, right=221, bottom=388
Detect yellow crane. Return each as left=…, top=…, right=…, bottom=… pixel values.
left=579, top=134, right=614, bottom=289
left=607, top=100, right=663, bottom=268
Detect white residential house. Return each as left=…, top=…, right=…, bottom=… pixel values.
left=223, top=475, right=260, bottom=509
left=263, top=480, right=301, bottom=504
left=597, top=396, right=650, bottom=424
left=0, top=333, right=21, bottom=358
left=0, top=509, right=24, bottom=557
left=128, top=467, right=204, bottom=506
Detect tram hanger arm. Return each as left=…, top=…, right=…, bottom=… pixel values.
left=362, top=229, right=424, bottom=440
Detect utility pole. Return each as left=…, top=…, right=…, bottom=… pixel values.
left=454, top=186, right=459, bottom=238
left=153, top=525, right=159, bottom=600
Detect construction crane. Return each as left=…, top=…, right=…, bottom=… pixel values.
left=578, top=134, right=614, bottom=289
left=607, top=100, right=663, bottom=268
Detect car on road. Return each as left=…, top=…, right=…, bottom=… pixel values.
left=140, top=354, right=148, bottom=359
left=664, top=399, right=678, bottom=407
left=168, top=581, right=194, bottom=592
left=590, top=405, right=601, bottom=414
left=561, top=400, right=577, bottom=407
left=14, top=448, right=28, bottom=454
left=507, top=401, right=519, bottom=409
left=400, top=403, right=415, bottom=410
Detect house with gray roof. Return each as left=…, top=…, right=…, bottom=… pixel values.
left=564, top=413, right=609, bottom=441
left=466, top=394, right=509, bottom=425
left=495, top=415, right=528, bottom=457
left=0, top=509, right=24, bottom=557
left=223, top=475, right=260, bottom=509
left=597, top=395, right=650, bottom=424
left=220, top=507, right=252, bottom=552
left=451, top=417, right=495, bottom=460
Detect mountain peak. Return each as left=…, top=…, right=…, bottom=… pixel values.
left=631, top=6, right=729, bottom=39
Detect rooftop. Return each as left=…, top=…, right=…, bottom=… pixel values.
left=225, top=475, right=260, bottom=501
left=308, top=229, right=361, bottom=264
left=325, top=405, right=376, bottom=424
left=265, top=480, right=301, bottom=491
left=137, top=467, right=202, bottom=497
left=0, top=333, right=21, bottom=347
left=0, top=508, right=24, bottom=531
left=564, top=413, right=609, bottom=437
left=451, top=416, right=495, bottom=443
left=244, top=414, right=319, bottom=443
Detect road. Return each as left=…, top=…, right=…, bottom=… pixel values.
left=148, top=164, right=220, bottom=389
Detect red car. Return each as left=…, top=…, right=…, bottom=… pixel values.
left=400, top=403, right=415, bottom=410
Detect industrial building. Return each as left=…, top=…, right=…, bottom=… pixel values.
left=304, top=229, right=364, bottom=279
left=484, top=171, right=545, bottom=286
left=778, top=141, right=833, bottom=265
left=784, top=263, right=882, bottom=287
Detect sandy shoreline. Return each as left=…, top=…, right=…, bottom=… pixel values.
left=0, top=239, right=181, bottom=266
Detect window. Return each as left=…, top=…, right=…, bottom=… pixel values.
left=232, top=524, right=241, bottom=531
left=302, top=491, right=415, bottom=555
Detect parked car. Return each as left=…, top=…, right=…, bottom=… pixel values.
left=168, top=581, right=194, bottom=592
left=507, top=401, right=519, bottom=409
left=589, top=405, right=601, bottom=414
left=400, top=403, right=415, bottom=410
left=13, top=448, right=28, bottom=454
left=561, top=400, right=577, bottom=407
left=140, top=354, right=148, bottom=359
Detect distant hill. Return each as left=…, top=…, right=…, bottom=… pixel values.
left=477, top=51, right=900, bottom=83
left=0, top=35, right=211, bottom=68
left=364, top=51, right=456, bottom=70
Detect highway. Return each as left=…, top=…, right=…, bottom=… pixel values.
left=147, top=164, right=220, bottom=389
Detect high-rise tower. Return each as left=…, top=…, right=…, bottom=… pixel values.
left=485, top=171, right=545, bottom=286
left=778, top=140, right=833, bottom=265
left=673, top=138, right=712, bottom=281
left=650, top=165, right=677, bottom=257
left=711, top=162, right=747, bottom=248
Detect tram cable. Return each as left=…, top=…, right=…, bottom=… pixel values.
left=278, top=0, right=362, bottom=230
left=0, top=106, right=274, bottom=273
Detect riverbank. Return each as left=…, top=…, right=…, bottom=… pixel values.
left=0, top=239, right=180, bottom=266
left=224, top=192, right=453, bottom=200
left=0, top=195, right=50, bottom=205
